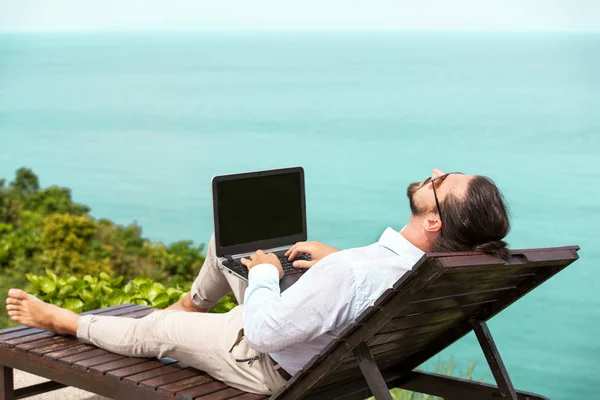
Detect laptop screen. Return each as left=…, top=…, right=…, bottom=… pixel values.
left=213, top=167, right=307, bottom=256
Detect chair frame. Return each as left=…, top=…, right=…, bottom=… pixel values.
left=0, top=245, right=579, bottom=400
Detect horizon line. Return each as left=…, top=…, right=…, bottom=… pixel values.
left=1, top=27, right=599, bottom=34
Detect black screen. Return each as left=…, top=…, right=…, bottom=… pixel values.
left=217, top=172, right=304, bottom=247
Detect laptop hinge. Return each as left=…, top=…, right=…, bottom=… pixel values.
left=224, top=254, right=235, bottom=264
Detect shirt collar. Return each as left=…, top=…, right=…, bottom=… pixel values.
left=377, top=227, right=425, bottom=264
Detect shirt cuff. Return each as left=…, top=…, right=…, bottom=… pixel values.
left=248, top=263, right=280, bottom=283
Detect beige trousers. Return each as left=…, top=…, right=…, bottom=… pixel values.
left=77, top=235, right=287, bottom=395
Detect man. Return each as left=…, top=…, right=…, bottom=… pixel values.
left=5, top=169, right=510, bottom=395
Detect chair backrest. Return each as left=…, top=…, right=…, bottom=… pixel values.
left=272, top=246, right=579, bottom=400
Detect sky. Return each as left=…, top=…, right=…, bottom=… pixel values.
left=0, top=0, right=599, bottom=32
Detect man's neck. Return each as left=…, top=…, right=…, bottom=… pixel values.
left=400, top=218, right=433, bottom=253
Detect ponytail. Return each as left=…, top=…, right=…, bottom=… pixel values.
left=474, top=239, right=510, bottom=260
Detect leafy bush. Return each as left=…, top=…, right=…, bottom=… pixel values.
left=0, top=168, right=211, bottom=328
left=0, top=168, right=206, bottom=282
left=24, top=269, right=238, bottom=314
left=25, top=269, right=189, bottom=312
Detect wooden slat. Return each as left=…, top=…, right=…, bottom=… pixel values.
left=436, top=249, right=575, bottom=269
left=175, top=380, right=228, bottom=400
left=58, top=348, right=108, bottom=365
left=15, top=336, right=73, bottom=353
left=380, top=300, right=495, bottom=333
left=123, top=364, right=188, bottom=386
left=436, top=253, right=506, bottom=268
left=431, top=272, right=535, bottom=288
left=0, top=325, right=39, bottom=337
left=43, top=344, right=94, bottom=360
left=368, top=321, right=461, bottom=347
left=156, top=375, right=214, bottom=395
left=519, top=247, right=578, bottom=262
left=108, top=359, right=177, bottom=381
left=398, top=287, right=513, bottom=315
left=439, top=265, right=562, bottom=282
left=73, top=353, right=125, bottom=370
left=28, top=338, right=80, bottom=356
left=415, top=275, right=535, bottom=299
left=138, top=368, right=200, bottom=390
left=369, top=332, right=438, bottom=358
left=196, top=387, right=245, bottom=400
left=0, top=327, right=44, bottom=341
left=1, top=331, right=54, bottom=347
left=412, top=286, right=517, bottom=303
left=89, top=357, right=149, bottom=374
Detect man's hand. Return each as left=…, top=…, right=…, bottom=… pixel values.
left=285, top=241, right=339, bottom=269
left=241, top=250, right=284, bottom=279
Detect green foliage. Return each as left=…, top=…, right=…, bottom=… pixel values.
left=25, top=269, right=190, bottom=312
left=209, top=294, right=238, bottom=314
left=0, top=167, right=206, bottom=280
left=0, top=167, right=212, bottom=328
left=40, top=214, right=106, bottom=275
left=11, top=167, right=40, bottom=197
left=23, top=269, right=237, bottom=315
left=148, top=240, right=206, bottom=284
left=24, top=186, right=90, bottom=216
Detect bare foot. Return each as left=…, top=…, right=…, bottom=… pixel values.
left=5, top=289, right=79, bottom=335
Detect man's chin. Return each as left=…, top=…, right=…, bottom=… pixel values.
left=407, top=182, right=422, bottom=215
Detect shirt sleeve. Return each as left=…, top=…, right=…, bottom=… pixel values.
left=242, top=255, right=356, bottom=353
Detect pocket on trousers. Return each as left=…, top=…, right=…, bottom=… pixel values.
left=227, top=328, right=272, bottom=393
left=228, top=328, right=262, bottom=366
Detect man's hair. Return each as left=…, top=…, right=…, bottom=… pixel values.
left=432, top=176, right=511, bottom=259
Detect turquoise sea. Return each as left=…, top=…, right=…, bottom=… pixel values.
left=1, top=32, right=599, bottom=399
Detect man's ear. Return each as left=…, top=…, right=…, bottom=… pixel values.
left=423, top=213, right=442, bottom=233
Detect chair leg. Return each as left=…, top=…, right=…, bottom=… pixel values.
left=471, top=319, right=518, bottom=400
left=355, top=342, right=393, bottom=400
left=1, top=365, right=15, bottom=400
left=391, top=370, right=548, bottom=400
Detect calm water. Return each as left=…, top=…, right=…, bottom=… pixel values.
left=1, top=32, right=599, bottom=399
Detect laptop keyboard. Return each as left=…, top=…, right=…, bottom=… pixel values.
left=224, top=253, right=312, bottom=278
left=279, top=253, right=312, bottom=272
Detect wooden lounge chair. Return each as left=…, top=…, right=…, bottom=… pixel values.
left=0, top=245, right=579, bottom=400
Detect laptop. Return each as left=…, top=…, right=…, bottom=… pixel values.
left=212, top=167, right=310, bottom=290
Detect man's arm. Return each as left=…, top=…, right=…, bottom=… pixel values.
left=241, top=251, right=355, bottom=353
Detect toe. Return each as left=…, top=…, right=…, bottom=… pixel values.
left=8, top=289, right=28, bottom=300
left=6, top=297, right=20, bottom=305
left=8, top=310, right=20, bottom=317
left=6, top=304, right=20, bottom=311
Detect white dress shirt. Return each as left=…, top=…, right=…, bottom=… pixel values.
left=242, top=227, right=425, bottom=375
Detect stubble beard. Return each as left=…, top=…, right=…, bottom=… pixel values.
left=407, top=182, right=427, bottom=216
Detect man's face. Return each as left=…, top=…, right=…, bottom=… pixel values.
left=407, top=169, right=474, bottom=217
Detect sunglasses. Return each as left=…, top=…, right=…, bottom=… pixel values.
left=422, top=172, right=463, bottom=232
